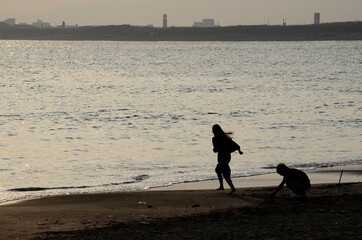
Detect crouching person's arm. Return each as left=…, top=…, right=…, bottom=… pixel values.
left=270, top=179, right=286, bottom=197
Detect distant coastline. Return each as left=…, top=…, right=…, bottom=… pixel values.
left=0, top=21, right=361, bottom=41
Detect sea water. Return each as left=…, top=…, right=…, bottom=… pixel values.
left=0, top=40, right=361, bottom=203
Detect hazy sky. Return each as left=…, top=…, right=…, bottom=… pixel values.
left=1, top=0, right=362, bottom=27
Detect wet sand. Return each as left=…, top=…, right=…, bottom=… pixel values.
left=0, top=166, right=361, bottom=240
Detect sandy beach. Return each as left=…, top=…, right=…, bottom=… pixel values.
left=0, top=165, right=361, bottom=240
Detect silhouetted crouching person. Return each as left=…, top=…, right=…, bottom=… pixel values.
left=212, top=124, right=243, bottom=194
left=270, top=163, right=311, bottom=198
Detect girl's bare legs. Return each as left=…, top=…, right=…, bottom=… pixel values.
left=216, top=172, right=224, bottom=190
left=223, top=170, right=236, bottom=194
left=215, top=165, right=224, bottom=190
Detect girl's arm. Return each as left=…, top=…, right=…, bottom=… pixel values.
left=212, top=138, right=218, bottom=153
left=232, top=140, right=243, bottom=155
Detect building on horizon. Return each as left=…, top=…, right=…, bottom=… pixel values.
left=56, top=21, right=78, bottom=28
left=163, top=14, right=167, bottom=28
left=192, top=19, right=217, bottom=27
left=314, top=13, right=320, bottom=24
left=4, top=18, right=15, bottom=26
left=32, top=19, right=52, bottom=28
left=282, top=18, right=287, bottom=26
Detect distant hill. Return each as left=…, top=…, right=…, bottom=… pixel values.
left=1, top=22, right=361, bottom=41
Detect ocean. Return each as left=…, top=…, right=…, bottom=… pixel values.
left=0, top=40, right=361, bottom=203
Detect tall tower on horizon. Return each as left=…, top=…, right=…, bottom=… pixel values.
left=314, top=13, right=320, bottom=24
left=163, top=14, right=167, bottom=28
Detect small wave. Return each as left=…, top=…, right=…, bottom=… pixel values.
left=0, top=114, right=21, bottom=117
left=7, top=186, right=90, bottom=192
left=7, top=175, right=151, bottom=192
left=261, top=166, right=277, bottom=170
left=261, top=159, right=362, bottom=171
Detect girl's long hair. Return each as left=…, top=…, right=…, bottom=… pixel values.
left=212, top=124, right=233, bottom=139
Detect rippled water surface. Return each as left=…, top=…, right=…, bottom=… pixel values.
left=0, top=40, right=361, bottom=202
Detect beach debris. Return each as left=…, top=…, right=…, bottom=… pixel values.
left=138, top=201, right=148, bottom=205
left=133, top=174, right=150, bottom=182
left=139, top=221, right=150, bottom=225
left=318, top=208, right=326, bottom=213
left=192, top=204, right=200, bottom=208
left=81, top=221, right=92, bottom=225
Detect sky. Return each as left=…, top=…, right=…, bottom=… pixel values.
left=1, top=0, right=362, bottom=27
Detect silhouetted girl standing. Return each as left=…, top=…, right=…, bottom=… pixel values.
left=212, top=124, right=243, bottom=194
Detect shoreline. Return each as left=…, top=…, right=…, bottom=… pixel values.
left=0, top=165, right=361, bottom=239
left=155, top=164, right=361, bottom=191
left=1, top=164, right=360, bottom=206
